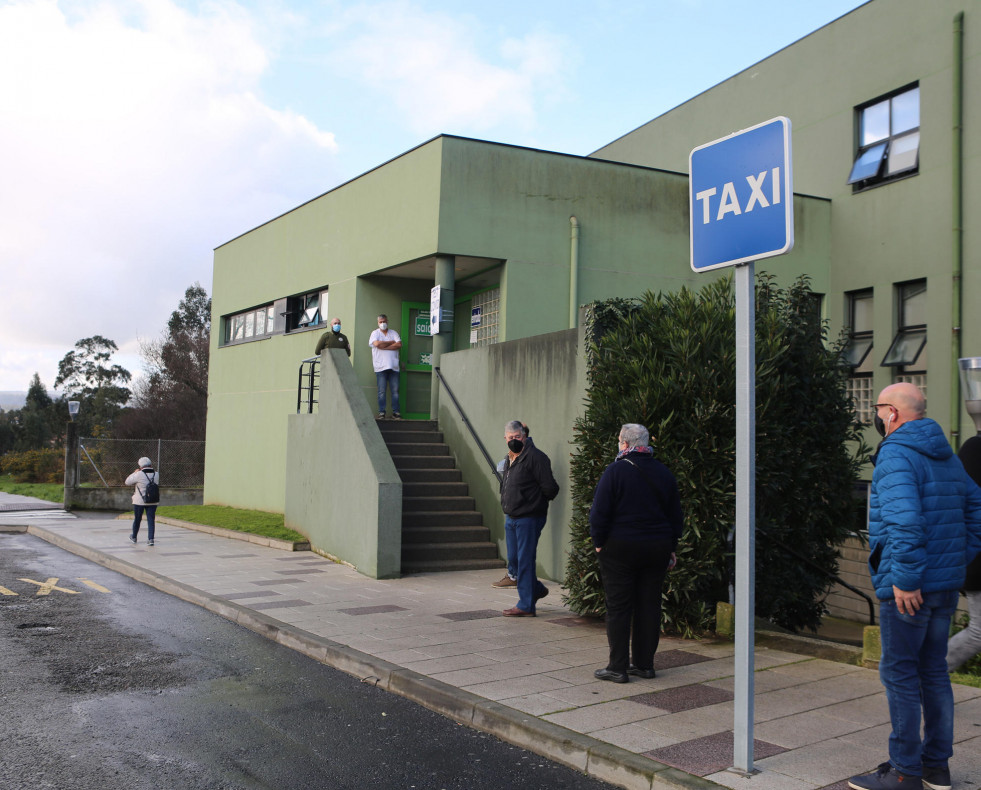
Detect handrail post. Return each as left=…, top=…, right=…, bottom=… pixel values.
left=433, top=367, right=502, bottom=485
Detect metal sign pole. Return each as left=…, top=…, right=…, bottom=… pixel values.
left=732, top=260, right=756, bottom=774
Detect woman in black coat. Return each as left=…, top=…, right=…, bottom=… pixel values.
left=590, top=424, right=683, bottom=683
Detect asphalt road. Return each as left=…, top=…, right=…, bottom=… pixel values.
left=0, top=533, right=613, bottom=790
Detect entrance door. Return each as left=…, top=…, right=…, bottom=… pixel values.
left=400, top=302, right=433, bottom=419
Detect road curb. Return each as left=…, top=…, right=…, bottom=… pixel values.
left=26, top=525, right=721, bottom=790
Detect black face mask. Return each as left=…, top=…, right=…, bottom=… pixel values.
left=507, top=439, right=524, bottom=453
left=873, top=413, right=887, bottom=437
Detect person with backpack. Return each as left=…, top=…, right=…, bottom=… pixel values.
left=125, top=456, right=160, bottom=546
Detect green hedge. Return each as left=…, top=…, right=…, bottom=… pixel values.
left=564, top=274, right=869, bottom=636
left=0, top=448, right=65, bottom=484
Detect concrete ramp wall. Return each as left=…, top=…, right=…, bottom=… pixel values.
left=285, top=348, right=402, bottom=578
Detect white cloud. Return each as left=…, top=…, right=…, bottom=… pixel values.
left=0, top=0, right=339, bottom=391
left=327, top=2, right=571, bottom=137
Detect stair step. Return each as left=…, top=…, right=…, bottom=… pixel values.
left=386, top=443, right=449, bottom=457
left=382, top=431, right=444, bottom=444
left=398, top=469, right=462, bottom=483
left=402, top=510, right=484, bottom=527
left=379, top=420, right=439, bottom=433
left=402, top=481, right=469, bottom=498
left=402, top=525, right=491, bottom=544
left=402, top=496, right=475, bottom=512
left=402, top=541, right=500, bottom=562
left=393, top=455, right=457, bottom=470
left=400, top=558, right=506, bottom=574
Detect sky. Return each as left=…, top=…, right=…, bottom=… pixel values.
left=0, top=0, right=869, bottom=394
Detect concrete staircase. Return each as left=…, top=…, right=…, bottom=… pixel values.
left=378, top=419, right=504, bottom=574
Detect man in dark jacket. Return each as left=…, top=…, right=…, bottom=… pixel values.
left=589, top=423, right=683, bottom=683
left=849, top=383, right=981, bottom=790
left=499, top=420, right=559, bottom=617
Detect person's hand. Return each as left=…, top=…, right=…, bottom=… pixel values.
left=893, top=585, right=922, bottom=615
left=667, top=552, right=677, bottom=571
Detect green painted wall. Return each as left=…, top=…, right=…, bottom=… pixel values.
left=437, top=329, right=584, bottom=582
left=206, top=136, right=830, bottom=514
left=285, top=349, right=402, bottom=579
left=593, top=0, right=981, bottom=445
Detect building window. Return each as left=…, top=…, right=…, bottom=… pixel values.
left=882, top=280, right=926, bottom=394
left=223, top=305, right=275, bottom=345
left=847, top=84, right=919, bottom=189
left=469, top=287, right=500, bottom=348
left=287, top=289, right=328, bottom=332
left=843, top=290, right=874, bottom=423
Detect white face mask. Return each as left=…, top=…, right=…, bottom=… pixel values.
left=378, top=322, right=388, bottom=331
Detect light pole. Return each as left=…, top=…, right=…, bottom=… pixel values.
left=64, top=401, right=80, bottom=511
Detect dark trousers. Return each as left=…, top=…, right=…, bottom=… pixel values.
left=598, top=538, right=673, bottom=673
left=133, top=505, right=157, bottom=541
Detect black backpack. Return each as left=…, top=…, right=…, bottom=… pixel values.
left=142, top=470, right=160, bottom=504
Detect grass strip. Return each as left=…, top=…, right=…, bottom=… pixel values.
left=0, top=475, right=63, bottom=503
left=156, top=504, right=305, bottom=543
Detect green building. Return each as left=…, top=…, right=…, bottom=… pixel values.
left=205, top=0, right=979, bottom=581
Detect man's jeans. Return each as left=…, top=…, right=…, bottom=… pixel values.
left=505, top=515, right=548, bottom=612
left=878, top=589, right=959, bottom=776
left=375, top=369, right=399, bottom=414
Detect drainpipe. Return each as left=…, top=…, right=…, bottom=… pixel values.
left=951, top=12, right=965, bottom=448
left=569, top=216, right=580, bottom=328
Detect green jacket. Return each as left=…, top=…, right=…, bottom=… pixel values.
left=315, top=330, right=351, bottom=357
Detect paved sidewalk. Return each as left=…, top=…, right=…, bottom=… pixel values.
left=4, top=502, right=981, bottom=790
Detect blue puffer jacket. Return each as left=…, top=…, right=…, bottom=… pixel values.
left=868, top=418, right=981, bottom=599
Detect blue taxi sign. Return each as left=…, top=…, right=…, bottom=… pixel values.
left=689, top=117, right=793, bottom=272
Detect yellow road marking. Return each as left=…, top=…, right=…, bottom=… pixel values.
left=0, top=585, right=18, bottom=596
left=18, top=577, right=80, bottom=596
left=78, top=578, right=111, bottom=593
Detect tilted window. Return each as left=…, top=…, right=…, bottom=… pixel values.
left=843, top=290, right=874, bottom=423
left=848, top=85, right=919, bottom=189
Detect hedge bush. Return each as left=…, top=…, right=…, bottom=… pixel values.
left=0, top=448, right=65, bottom=484
left=564, top=274, right=869, bottom=636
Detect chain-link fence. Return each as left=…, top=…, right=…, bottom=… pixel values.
left=78, top=438, right=205, bottom=488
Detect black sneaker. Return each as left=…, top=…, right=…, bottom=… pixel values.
left=392, top=412, right=402, bottom=420
left=129, top=535, right=137, bottom=544
left=147, top=540, right=154, bottom=546
left=376, top=412, right=386, bottom=420
left=848, top=763, right=922, bottom=790
left=922, top=765, right=951, bottom=790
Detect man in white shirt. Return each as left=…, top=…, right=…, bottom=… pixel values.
left=369, top=314, right=402, bottom=419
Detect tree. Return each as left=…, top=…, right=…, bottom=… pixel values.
left=55, top=336, right=132, bottom=435
left=115, top=283, right=210, bottom=440
left=563, top=274, right=869, bottom=635
left=16, top=373, right=55, bottom=450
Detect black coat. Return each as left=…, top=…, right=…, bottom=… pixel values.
left=589, top=451, right=683, bottom=549
left=500, top=437, right=559, bottom=518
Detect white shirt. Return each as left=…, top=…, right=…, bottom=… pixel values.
left=368, top=328, right=401, bottom=372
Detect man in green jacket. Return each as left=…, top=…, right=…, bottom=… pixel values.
left=315, top=317, right=351, bottom=358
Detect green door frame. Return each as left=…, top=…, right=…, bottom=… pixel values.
left=400, top=301, right=432, bottom=420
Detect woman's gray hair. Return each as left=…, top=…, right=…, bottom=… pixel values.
left=619, top=423, right=649, bottom=449
left=504, top=420, right=524, bottom=434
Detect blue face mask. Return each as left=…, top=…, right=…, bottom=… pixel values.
left=331, top=324, right=341, bottom=333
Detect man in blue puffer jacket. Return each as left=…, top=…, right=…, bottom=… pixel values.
left=849, top=383, right=981, bottom=790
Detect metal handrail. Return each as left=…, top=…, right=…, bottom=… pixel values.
left=433, top=366, right=502, bottom=485
left=757, top=528, right=876, bottom=626
left=297, top=356, right=320, bottom=414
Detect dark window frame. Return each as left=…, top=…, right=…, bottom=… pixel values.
left=848, top=83, right=920, bottom=191
left=881, top=280, right=926, bottom=371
